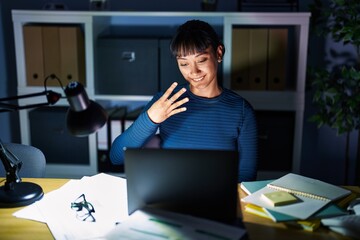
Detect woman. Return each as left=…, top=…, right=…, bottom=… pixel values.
left=110, top=20, right=258, bottom=182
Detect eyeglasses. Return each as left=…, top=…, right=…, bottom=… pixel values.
left=71, top=194, right=96, bottom=222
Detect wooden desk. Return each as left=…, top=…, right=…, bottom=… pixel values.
left=0, top=178, right=358, bottom=240
left=0, top=178, right=69, bottom=240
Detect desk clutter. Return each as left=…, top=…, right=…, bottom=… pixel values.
left=240, top=173, right=359, bottom=236
left=13, top=173, right=247, bottom=240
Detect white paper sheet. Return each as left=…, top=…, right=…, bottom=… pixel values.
left=14, top=173, right=129, bottom=240
left=105, top=207, right=247, bottom=240
left=242, top=186, right=329, bottom=220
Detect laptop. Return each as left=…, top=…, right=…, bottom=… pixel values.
left=124, top=148, right=239, bottom=224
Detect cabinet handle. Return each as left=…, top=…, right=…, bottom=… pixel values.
left=121, top=51, right=135, bottom=62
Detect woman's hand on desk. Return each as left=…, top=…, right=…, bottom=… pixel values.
left=147, top=82, right=189, bottom=124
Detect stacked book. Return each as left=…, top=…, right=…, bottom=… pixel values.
left=240, top=173, right=354, bottom=231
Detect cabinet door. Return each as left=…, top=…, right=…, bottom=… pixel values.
left=96, top=38, right=159, bottom=95
left=23, top=26, right=45, bottom=86
left=29, top=107, right=89, bottom=165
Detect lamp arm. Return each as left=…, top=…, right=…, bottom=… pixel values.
left=0, top=90, right=62, bottom=113
left=0, top=141, right=22, bottom=190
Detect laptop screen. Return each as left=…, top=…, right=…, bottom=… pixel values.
left=124, top=148, right=239, bottom=224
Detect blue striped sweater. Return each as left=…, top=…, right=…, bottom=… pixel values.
left=110, top=84, right=258, bottom=182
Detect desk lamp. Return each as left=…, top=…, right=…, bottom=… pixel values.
left=0, top=74, right=108, bottom=207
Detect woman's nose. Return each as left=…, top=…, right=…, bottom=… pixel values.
left=190, top=64, right=201, bottom=75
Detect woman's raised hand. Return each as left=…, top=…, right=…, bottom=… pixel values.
left=147, top=82, right=189, bottom=124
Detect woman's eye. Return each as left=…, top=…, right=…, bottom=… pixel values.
left=197, top=58, right=207, bottom=63
left=179, top=62, right=188, bottom=67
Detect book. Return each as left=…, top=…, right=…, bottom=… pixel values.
left=244, top=203, right=272, bottom=220
left=240, top=179, right=273, bottom=195
left=267, top=173, right=351, bottom=202
left=244, top=204, right=322, bottom=232
left=240, top=180, right=347, bottom=222
left=241, top=174, right=351, bottom=220
left=261, top=191, right=298, bottom=207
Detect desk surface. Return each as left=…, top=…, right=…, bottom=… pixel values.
left=0, top=178, right=358, bottom=240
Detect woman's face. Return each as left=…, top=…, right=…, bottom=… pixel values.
left=176, top=45, right=222, bottom=98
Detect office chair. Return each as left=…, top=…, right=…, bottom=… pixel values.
left=0, top=143, right=46, bottom=178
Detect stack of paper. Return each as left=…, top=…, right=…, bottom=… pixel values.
left=14, top=173, right=129, bottom=239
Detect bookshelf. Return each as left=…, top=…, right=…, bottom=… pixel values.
left=12, top=10, right=310, bottom=178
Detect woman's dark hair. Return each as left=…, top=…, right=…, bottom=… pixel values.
left=170, top=20, right=225, bottom=57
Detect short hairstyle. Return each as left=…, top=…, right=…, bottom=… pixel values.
left=170, top=20, right=225, bottom=58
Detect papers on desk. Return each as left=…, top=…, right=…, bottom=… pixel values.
left=14, top=173, right=129, bottom=240
left=106, top=207, right=247, bottom=240
left=13, top=173, right=247, bottom=240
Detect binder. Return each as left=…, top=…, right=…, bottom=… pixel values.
left=42, top=26, right=61, bottom=82
left=23, top=26, right=45, bottom=86
left=97, top=107, right=127, bottom=173
left=268, top=28, right=288, bottom=91
left=231, top=28, right=250, bottom=90
left=249, top=29, right=268, bottom=90
left=108, top=107, right=127, bottom=144
left=124, top=106, right=145, bottom=130
left=97, top=107, right=119, bottom=151
left=59, top=26, right=86, bottom=86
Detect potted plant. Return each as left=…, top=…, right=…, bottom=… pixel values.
left=308, top=0, right=360, bottom=184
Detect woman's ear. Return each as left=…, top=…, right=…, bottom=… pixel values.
left=216, top=45, right=223, bottom=63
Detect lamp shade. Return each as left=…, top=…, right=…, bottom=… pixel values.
left=65, top=82, right=108, bottom=137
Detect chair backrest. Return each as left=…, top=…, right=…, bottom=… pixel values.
left=0, top=143, right=46, bottom=178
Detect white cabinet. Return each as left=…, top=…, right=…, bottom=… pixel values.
left=12, top=10, right=310, bottom=178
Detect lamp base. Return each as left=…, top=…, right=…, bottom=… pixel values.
left=0, top=182, right=44, bottom=208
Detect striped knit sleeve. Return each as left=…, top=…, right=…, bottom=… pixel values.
left=238, top=100, right=258, bottom=182
left=109, top=96, right=160, bottom=165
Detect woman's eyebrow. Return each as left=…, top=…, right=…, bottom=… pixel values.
left=176, top=51, right=209, bottom=60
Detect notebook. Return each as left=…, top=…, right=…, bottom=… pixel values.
left=242, top=173, right=351, bottom=220
left=124, top=148, right=239, bottom=224
left=267, top=173, right=351, bottom=202
left=240, top=179, right=347, bottom=222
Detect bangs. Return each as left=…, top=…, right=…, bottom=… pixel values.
left=170, top=31, right=212, bottom=57
left=170, top=20, right=224, bottom=58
